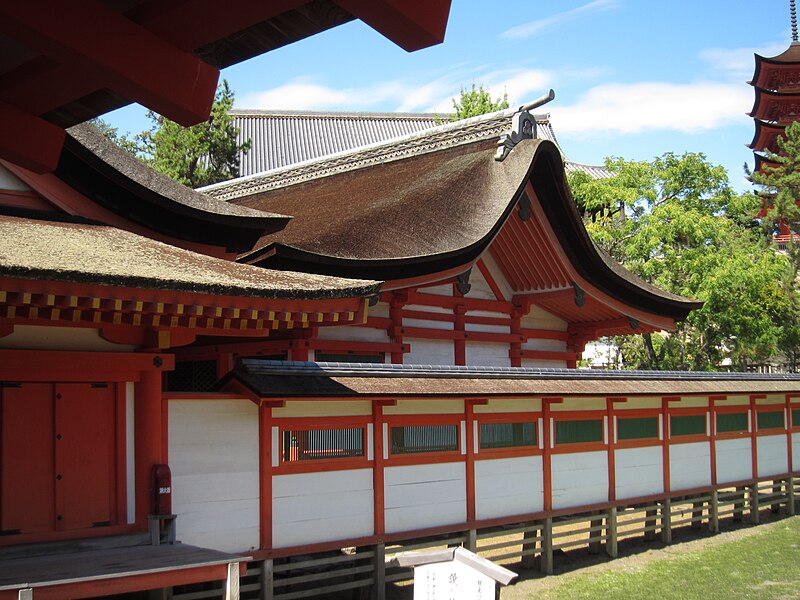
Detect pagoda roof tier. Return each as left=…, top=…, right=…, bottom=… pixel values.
left=751, top=43, right=800, bottom=91
left=754, top=152, right=782, bottom=174
left=0, top=0, right=452, bottom=173
left=749, top=87, right=800, bottom=123
left=207, top=117, right=698, bottom=324
left=749, top=119, right=787, bottom=153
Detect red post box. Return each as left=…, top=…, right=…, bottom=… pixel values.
left=152, top=464, right=172, bottom=516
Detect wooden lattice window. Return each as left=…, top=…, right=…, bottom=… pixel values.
left=390, top=425, right=458, bottom=454
left=716, top=412, right=748, bottom=433
left=756, top=410, right=785, bottom=430
left=479, top=422, right=536, bottom=449
left=617, top=416, right=659, bottom=440
left=554, top=419, right=603, bottom=445
left=670, top=414, right=706, bottom=437
left=281, top=427, right=365, bottom=462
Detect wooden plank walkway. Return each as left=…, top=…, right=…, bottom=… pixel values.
left=0, top=536, right=244, bottom=590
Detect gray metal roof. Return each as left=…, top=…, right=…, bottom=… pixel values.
left=207, top=107, right=563, bottom=200
left=565, top=161, right=613, bottom=179
left=231, top=110, right=445, bottom=176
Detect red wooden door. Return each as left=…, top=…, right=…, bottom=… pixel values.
left=0, top=383, right=55, bottom=534
left=54, top=383, right=116, bottom=530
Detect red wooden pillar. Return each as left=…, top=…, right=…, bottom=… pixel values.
left=662, top=397, right=677, bottom=495
left=259, top=402, right=275, bottom=550
left=465, top=399, right=487, bottom=523
left=750, top=394, right=766, bottom=480
left=134, top=369, right=164, bottom=525
left=216, top=353, right=234, bottom=379
left=509, top=305, right=523, bottom=368
left=372, top=400, right=394, bottom=537
left=542, top=397, right=562, bottom=512
left=606, top=397, right=626, bottom=502
left=454, top=305, right=466, bottom=366
left=389, top=292, right=407, bottom=364
left=709, top=395, right=726, bottom=487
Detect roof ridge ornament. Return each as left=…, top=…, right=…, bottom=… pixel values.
left=495, top=89, right=556, bottom=161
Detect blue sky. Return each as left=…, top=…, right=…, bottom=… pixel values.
left=107, top=0, right=796, bottom=191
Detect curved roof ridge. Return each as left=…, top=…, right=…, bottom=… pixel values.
left=202, top=107, right=555, bottom=201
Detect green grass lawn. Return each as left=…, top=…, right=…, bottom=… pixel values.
left=537, top=516, right=800, bottom=600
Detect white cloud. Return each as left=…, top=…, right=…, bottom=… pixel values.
left=550, top=81, right=753, bottom=137
left=501, top=0, right=621, bottom=40
left=237, top=68, right=555, bottom=114
left=699, top=42, right=789, bottom=82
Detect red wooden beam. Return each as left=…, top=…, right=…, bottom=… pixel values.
left=0, top=100, right=65, bottom=173
left=0, top=1, right=218, bottom=126
left=334, top=0, right=451, bottom=52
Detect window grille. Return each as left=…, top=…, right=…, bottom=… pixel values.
left=167, top=360, right=217, bottom=392
left=282, top=427, right=364, bottom=462
left=390, top=425, right=458, bottom=454
left=617, top=416, right=659, bottom=440
left=315, top=353, right=383, bottom=363
left=716, top=413, right=748, bottom=433
left=670, top=414, right=706, bottom=436
left=756, top=410, right=785, bottom=430
left=554, top=419, right=603, bottom=444
left=479, top=422, right=536, bottom=449
left=793, top=408, right=800, bottom=427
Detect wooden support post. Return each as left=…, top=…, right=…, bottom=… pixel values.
left=749, top=482, right=760, bottom=525
left=588, top=514, right=603, bottom=554
left=259, top=559, right=273, bottom=600
left=225, top=562, right=240, bottom=600
left=644, top=508, right=658, bottom=541
left=733, top=486, right=745, bottom=522
left=606, top=507, right=618, bottom=558
left=373, top=543, right=386, bottom=600
left=520, top=525, right=537, bottom=569
left=771, top=480, right=782, bottom=513
left=710, top=490, right=719, bottom=534
left=691, top=499, right=703, bottom=529
left=540, top=517, right=553, bottom=575
left=465, top=529, right=477, bottom=552
left=788, top=478, right=796, bottom=516
left=661, top=498, right=672, bottom=544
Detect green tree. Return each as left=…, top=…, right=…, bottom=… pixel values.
left=90, top=119, right=139, bottom=155
left=450, top=83, right=509, bottom=120
left=569, top=153, right=795, bottom=371
left=136, top=80, right=250, bottom=188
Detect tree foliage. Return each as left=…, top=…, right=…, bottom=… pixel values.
left=136, top=80, right=249, bottom=188
left=570, top=152, right=797, bottom=371
left=450, top=84, right=509, bottom=120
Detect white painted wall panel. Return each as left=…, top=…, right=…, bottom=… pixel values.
left=521, top=338, right=567, bottom=352
left=0, top=163, right=32, bottom=191
left=615, top=446, right=663, bottom=500
left=273, top=469, right=373, bottom=548
left=716, top=438, right=753, bottom=483
left=0, top=325, right=136, bottom=351
left=405, top=338, right=454, bottom=365
left=315, top=324, right=390, bottom=342
left=793, top=434, right=800, bottom=471
left=757, top=434, right=789, bottom=477
left=465, top=268, right=498, bottom=301
left=384, top=463, right=466, bottom=533
left=520, top=306, right=567, bottom=331
left=403, top=318, right=454, bottom=331
left=465, top=342, right=510, bottom=368
left=551, top=451, right=608, bottom=509
left=669, top=442, right=711, bottom=491
left=475, top=456, right=543, bottom=520
left=169, top=400, right=260, bottom=553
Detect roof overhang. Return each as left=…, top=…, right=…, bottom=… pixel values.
left=0, top=0, right=452, bottom=173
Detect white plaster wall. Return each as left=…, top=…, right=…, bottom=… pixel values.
left=669, top=442, right=711, bottom=491
left=520, top=306, right=567, bottom=331
left=465, top=342, right=510, bottom=367
left=272, top=469, right=374, bottom=548
left=169, top=400, right=260, bottom=553
left=793, top=433, right=800, bottom=471
left=315, top=324, right=390, bottom=342
left=405, top=338, right=454, bottom=365
left=0, top=163, right=32, bottom=191
left=551, top=451, right=608, bottom=510
left=417, top=284, right=452, bottom=296
left=384, top=463, right=466, bottom=533
left=757, top=434, right=789, bottom=477
left=715, top=438, right=753, bottom=483
left=479, top=253, right=512, bottom=300
left=475, top=456, right=543, bottom=520
left=521, top=338, right=567, bottom=352
left=615, top=446, right=663, bottom=500
left=465, top=267, right=499, bottom=301
left=403, top=317, right=454, bottom=331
